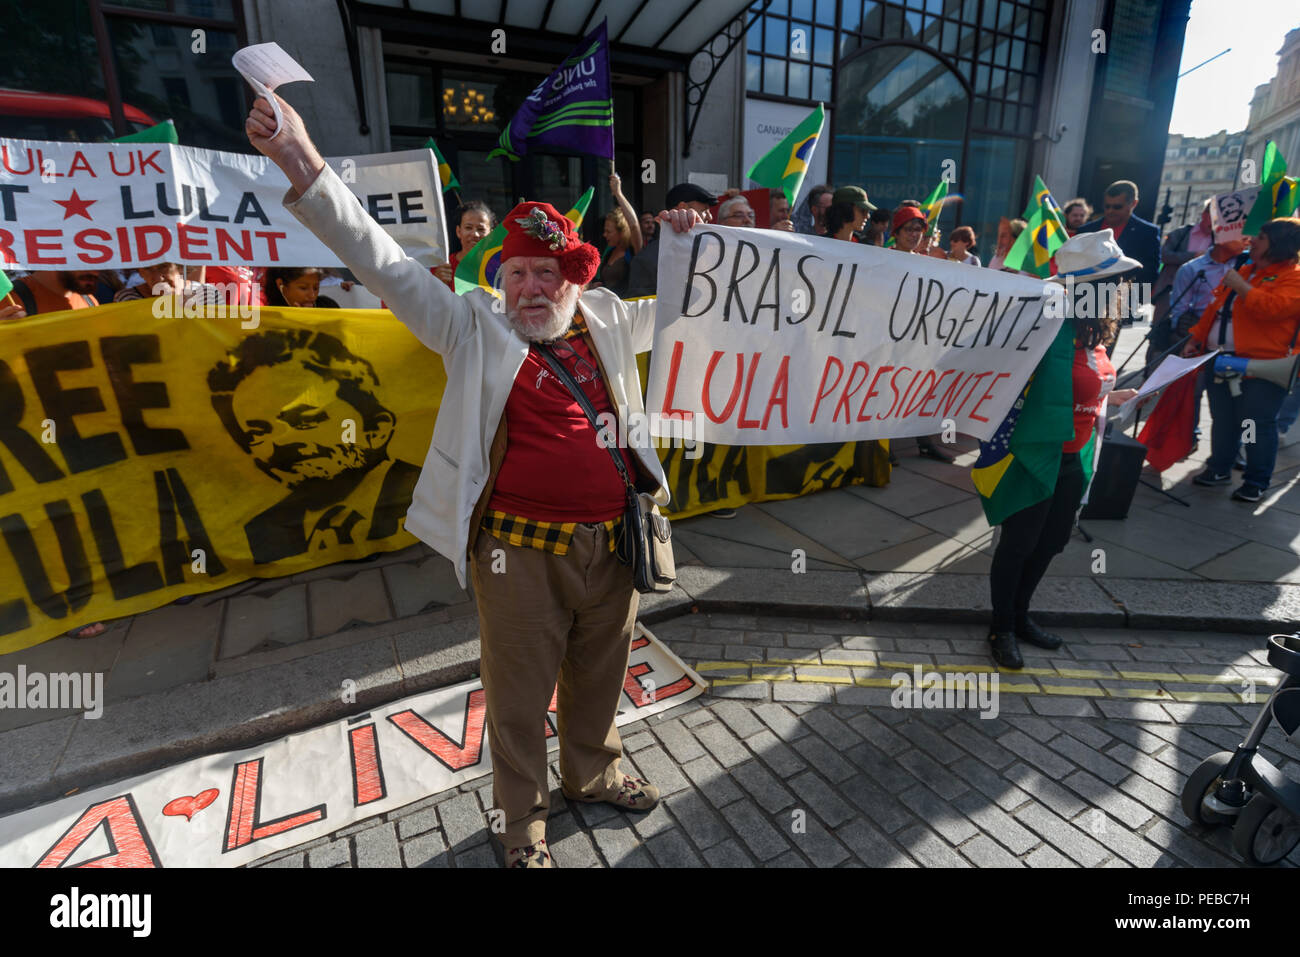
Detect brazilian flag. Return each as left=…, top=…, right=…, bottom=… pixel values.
left=919, top=180, right=948, bottom=237
left=745, top=103, right=825, bottom=206
left=423, top=138, right=459, bottom=192
left=452, top=188, right=592, bottom=296
left=1003, top=175, right=1067, bottom=278
left=971, top=321, right=1075, bottom=526
left=1243, top=141, right=1298, bottom=236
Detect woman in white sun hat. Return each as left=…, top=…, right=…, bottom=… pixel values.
left=986, top=230, right=1142, bottom=670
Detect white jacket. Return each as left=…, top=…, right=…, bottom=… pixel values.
left=284, top=166, right=669, bottom=587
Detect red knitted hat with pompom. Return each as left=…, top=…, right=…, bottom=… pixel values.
left=501, top=201, right=601, bottom=286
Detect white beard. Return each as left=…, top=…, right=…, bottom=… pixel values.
left=506, top=284, right=580, bottom=342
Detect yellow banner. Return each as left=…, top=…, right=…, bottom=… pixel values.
left=1, top=304, right=887, bottom=653
left=1, top=300, right=443, bottom=653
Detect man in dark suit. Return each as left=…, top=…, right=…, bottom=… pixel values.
left=1075, top=179, right=1161, bottom=288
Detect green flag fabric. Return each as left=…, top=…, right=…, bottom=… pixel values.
left=971, top=320, right=1075, bottom=526
left=1243, top=141, right=1299, bottom=236
left=423, top=138, right=459, bottom=192
left=745, top=103, right=825, bottom=207
left=0, top=270, right=12, bottom=301
left=113, top=120, right=179, bottom=144
left=1003, top=175, right=1067, bottom=278
left=919, top=179, right=948, bottom=236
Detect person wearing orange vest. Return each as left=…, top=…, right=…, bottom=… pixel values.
left=1183, top=217, right=1300, bottom=503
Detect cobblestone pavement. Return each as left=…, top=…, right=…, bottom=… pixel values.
left=249, top=614, right=1300, bottom=869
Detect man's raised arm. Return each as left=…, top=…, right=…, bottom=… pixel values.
left=245, top=94, right=472, bottom=355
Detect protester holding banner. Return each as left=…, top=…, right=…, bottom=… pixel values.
left=264, top=267, right=339, bottom=308
left=948, top=226, right=982, bottom=266
left=113, top=261, right=226, bottom=306
left=987, top=218, right=1028, bottom=272
left=825, top=186, right=873, bottom=241
left=866, top=206, right=891, bottom=246
left=1183, top=217, right=1300, bottom=502
left=5, top=271, right=99, bottom=317
left=627, top=182, right=715, bottom=298
left=794, top=184, right=834, bottom=236
left=985, top=232, right=1140, bottom=669
left=247, top=90, right=709, bottom=868
left=434, top=200, right=497, bottom=290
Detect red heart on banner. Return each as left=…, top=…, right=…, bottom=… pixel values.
left=162, top=788, right=220, bottom=822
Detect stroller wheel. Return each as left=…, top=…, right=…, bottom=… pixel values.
left=1181, top=752, right=1239, bottom=826
left=1232, top=795, right=1300, bottom=866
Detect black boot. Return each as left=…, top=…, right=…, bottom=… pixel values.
left=988, top=631, right=1023, bottom=669
left=1016, top=617, right=1063, bottom=650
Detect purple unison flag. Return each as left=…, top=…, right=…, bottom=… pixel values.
left=488, top=22, right=613, bottom=161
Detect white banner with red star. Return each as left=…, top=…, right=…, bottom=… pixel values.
left=0, top=139, right=449, bottom=269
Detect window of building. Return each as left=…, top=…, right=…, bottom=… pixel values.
left=746, top=0, right=1050, bottom=244
left=0, top=0, right=248, bottom=148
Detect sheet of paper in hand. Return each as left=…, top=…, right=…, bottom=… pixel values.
left=232, top=42, right=315, bottom=139
left=645, top=227, right=1063, bottom=446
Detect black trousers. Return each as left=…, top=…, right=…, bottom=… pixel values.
left=989, top=452, right=1083, bottom=634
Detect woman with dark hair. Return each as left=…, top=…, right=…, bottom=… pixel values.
left=1183, top=216, right=1300, bottom=503
left=986, top=230, right=1140, bottom=669
left=265, top=267, right=339, bottom=308
left=433, top=200, right=497, bottom=290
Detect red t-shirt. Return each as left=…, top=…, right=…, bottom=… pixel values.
left=488, top=324, right=636, bottom=521
left=1065, top=344, right=1116, bottom=453
left=206, top=265, right=256, bottom=304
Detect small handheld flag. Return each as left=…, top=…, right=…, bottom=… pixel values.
left=919, top=179, right=949, bottom=237
left=0, top=270, right=13, bottom=301
left=565, top=186, right=594, bottom=229
left=424, top=138, right=459, bottom=192
left=114, top=120, right=179, bottom=144
left=746, top=103, right=825, bottom=207
left=1243, top=141, right=1298, bottom=236
left=1003, top=175, right=1067, bottom=278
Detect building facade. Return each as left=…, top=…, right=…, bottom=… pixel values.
left=1242, top=27, right=1300, bottom=191
left=1, top=0, right=1191, bottom=257
left=1158, top=130, right=1245, bottom=228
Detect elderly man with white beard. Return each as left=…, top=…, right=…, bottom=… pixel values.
left=246, top=94, right=704, bottom=868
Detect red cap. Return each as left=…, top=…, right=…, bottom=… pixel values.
left=501, top=201, right=601, bottom=286
left=891, top=204, right=927, bottom=233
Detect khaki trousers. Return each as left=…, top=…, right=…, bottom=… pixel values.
left=469, top=522, right=639, bottom=846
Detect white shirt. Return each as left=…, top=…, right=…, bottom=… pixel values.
left=284, top=166, right=669, bottom=587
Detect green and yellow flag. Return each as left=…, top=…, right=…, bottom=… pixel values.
left=1003, top=175, right=1068, bottom=278
left=919, top=180, right=949, bottom=237
left=1243, top=141, right=1298, bottom=236
left=423, top=138, right=459, bottom=192
left=452, top=187, right=593, bottom=296
left=745, top=103, right=825, bottom=207
left=972, top=320, right=1075, bottom=526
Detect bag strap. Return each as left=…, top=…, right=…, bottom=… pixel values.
left=536, top=344, right=635, bottom=492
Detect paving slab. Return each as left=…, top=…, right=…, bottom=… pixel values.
left=674, top=565, right=871, bottom=617
left=222, top=584, right=309, bottom=659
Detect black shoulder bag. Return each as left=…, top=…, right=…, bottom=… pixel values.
left=536, top=345, right=675, bottom=594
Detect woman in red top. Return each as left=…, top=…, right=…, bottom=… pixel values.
left=433, top=200, right=497, bottom=290
left=1183, top=217, right=1300, bottom=502
left=987, top=231, right=1139, bottom=669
